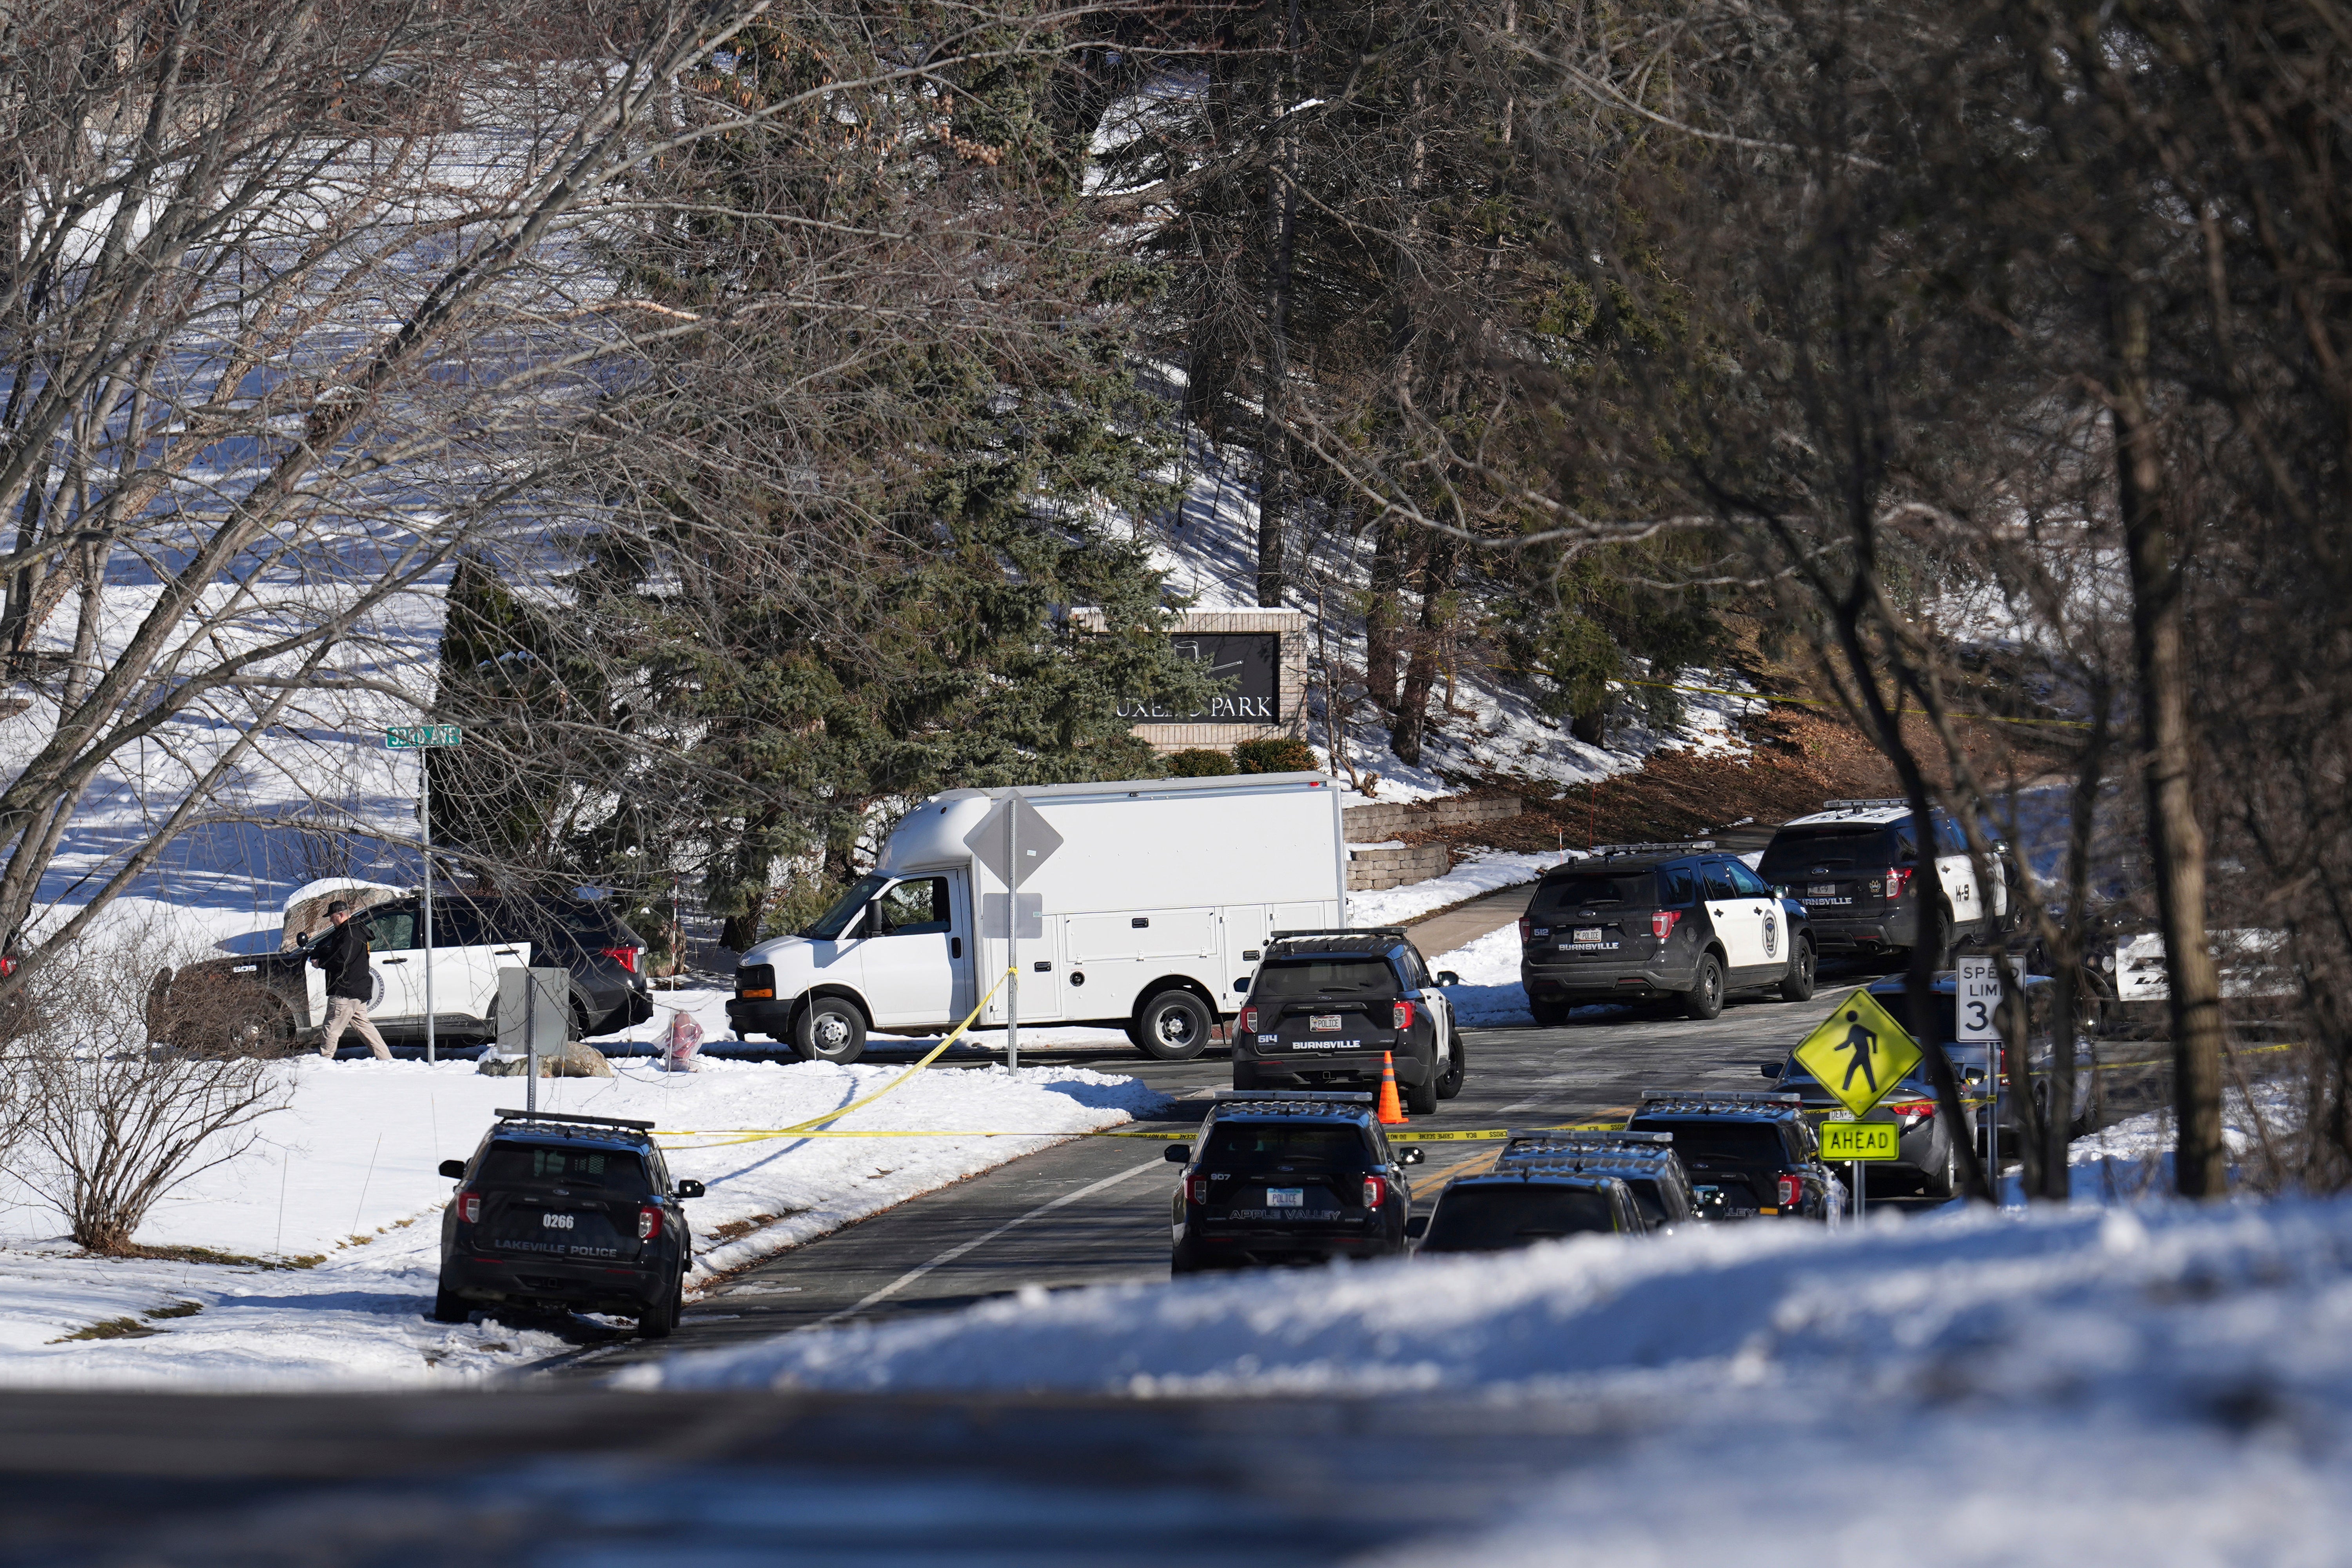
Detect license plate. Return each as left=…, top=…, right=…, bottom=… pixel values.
left=1309, top=1014, right=1342, bottom=1031
left=1265, top=1188, right=1304, bottom=1207
left=1573, top=927, right=1603, bottom=942
left=1809, top=884, right=1837, bottom=897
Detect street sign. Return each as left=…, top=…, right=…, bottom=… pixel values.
left=1792, top=988, right=1925, bottom=1118
left=1820, top=1120, right=1901, bottom=1161
left=1956, top=954, right=2004, bottom=1043
left=385, top=724, right=462, bottom=748
left=964, top=795, right=1062, bottom=890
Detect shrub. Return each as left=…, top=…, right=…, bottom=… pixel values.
left=1233, top=737, right=1316, bottom=774
left=1165, top=748, right=1236, bottom=777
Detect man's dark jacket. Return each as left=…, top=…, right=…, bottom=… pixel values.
left=312, top=920, right=373, bottom=1002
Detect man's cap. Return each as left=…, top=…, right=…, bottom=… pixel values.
left=327, top=900, right=351, bottom=915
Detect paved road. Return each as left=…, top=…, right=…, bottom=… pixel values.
left=558, top=981, right=1858, bottom=1379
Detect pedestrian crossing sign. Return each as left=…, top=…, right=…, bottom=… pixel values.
left=1792, top=989, right=1925, bottom=1118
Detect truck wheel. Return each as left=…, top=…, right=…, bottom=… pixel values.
left=1133, top=990, right=1213, bottom=1061
left=793, top=996, right=867, bottom=1064
left=1435, top=1035, right=1466, bottom=1100
left=636, top=1275, right=681, bottom=1339
left=1528, top=998, right=1570, bottom=1028
left=1682, top=953, right=1725, bottom=1020
left=1405, top=1064, right=1440, bottom=1117
left=1231, top=1060, right=1263, bottom=1091
left=1777, top=939, right=1817, bottom=1002
left=429, top=1283, right=469, bottom=1324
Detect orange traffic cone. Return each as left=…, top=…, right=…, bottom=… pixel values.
left=1376, top=1051, right=1408, bottom=1125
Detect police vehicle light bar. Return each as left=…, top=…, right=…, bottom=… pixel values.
left=1504, top=1128, right=1674, bottom=1145
left=1821, top=798, right=1909, bottom=811
left=1211, top=1090, right=1376, bottom=1104
left=1269, top=927, right=1406, bottom=942
left=1588, top=840, right=1715, bottom=857
left=1637, top=1089, right=1802, bottom=1107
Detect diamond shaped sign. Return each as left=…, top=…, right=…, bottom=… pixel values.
left=1792, top=988, right=1925, bottom=1118
left=963, top=795, right=1062, bottom=890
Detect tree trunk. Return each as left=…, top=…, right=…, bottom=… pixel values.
left=1254, top=0, right=1299, bottom=610
left=1363, top=519, right=1407, bottom=715
left=2110, top=288, right=2227, bottom=1199
left=1390, top=536, right=1457, bottom=765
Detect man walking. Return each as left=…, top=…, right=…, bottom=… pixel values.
left=311, top=900, right=391, bottom=1060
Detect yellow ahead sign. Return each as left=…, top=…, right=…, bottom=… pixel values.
left=1820, top=1120, right=1901, bottom=1161
left=1793, top=989, right=1924, bottom=1117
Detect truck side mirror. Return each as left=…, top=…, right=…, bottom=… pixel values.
left=1162, top=1143, right=1189, bottom=1163
left=1405, top=1214, right=1429, bottom=1240
left=1397, top=1145, right=1426, bottom=1165
left=1232, top=976, right=1249, bottom=992
left=1760, top=1062, right=1782, bottom=1079
left=1436, top=971, right=1461, bottom=987
left=675, top=1179, right=705, bottom=1199
left=438, top=1159, right=466, bottom=1180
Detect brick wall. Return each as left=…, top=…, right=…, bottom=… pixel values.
left=1345, top=842, right=1452, bottom=891
left=1342, top=794, right=1523, bottom=843
left=1071, top=608, right=1310, bottom=755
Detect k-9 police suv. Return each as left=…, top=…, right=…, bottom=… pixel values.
left=729, top=773, right=1347, bottom=1063
left=1230, top=928, right=1465, bottom=1114
left=1519, top=842, right=1816, bottom=1023
left=1757, top=800, right=2011, bottom=963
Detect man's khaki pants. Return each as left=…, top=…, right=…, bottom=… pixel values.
left=320, top=996, right=392, bottom=1060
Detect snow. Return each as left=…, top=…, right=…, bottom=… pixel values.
left=1346, top=849, right=1564, bottom=928
left=0, top=1053, right=1165, bottom=1387
left=626, top=1185, right=2352, bottom=1562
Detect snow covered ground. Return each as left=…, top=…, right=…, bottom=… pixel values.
left=1345, top=849, right=1565, bottom=928
left=0, top=1054, right=1164, bottom=1387
left=632, top=1187, right=2352, bottom=1564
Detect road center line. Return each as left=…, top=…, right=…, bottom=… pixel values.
left=811, top=1154, right=1171, bottom=1328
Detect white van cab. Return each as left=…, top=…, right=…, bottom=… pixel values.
left=727, top=772, right=1348, bottom=1063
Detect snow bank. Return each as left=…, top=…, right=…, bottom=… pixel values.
left=1347, top=849, right=1562, bottom=928
left=0, top=1054, right=1164, bottom=1387
left=631, top=1191, right=2352, bottom=1561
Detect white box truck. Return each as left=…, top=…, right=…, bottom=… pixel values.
left=725, top=771, right=1348, bottom=1063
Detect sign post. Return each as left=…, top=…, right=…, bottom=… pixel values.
left=384, top=724, right=462, bottom=1064
left=962, top=793, right=1063, bottom=1076
left=1792, top=987, right=1925, bottom=1223
left=1956, top=954, right=2008, bottom=1207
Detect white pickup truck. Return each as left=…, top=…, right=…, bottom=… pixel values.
left=726, top=771, right=1349, bottom=1063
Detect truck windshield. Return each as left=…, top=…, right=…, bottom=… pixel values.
left=1200, top=1122, right=1372, bottom=1174
left=802, top=874, right=891, bottom=940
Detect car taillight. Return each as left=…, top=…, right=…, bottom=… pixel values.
left=1651, top=909, right=1681, bottom=940
left=1362, top=1175, right=1387, bottom=1209
left=458, top=1192, right=481, bottom=1224
left=0, top=955, right=15, bottom=976
left=637, top=1204, right=661, bottom=1241
left=1517, top=916, right=1532, bottom=944
left=1776, top=1174, right=1803, bottom=1208
left=602, top=945, right=641, bottom=974
left=1888, top=1099, right=1936, bottom=1123
left=1392, top=1000, right=1414, bottom=1030
left=1886, top=867, right=1914, bottom=900
left=1240, top=1007, right=1258, bottom=1033
left=1187, top=1176, right=1209, bottom=1204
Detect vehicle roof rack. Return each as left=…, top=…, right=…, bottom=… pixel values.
left=1638, top=1089, right=1800, bottom=1105
left=1634, top=1091, right=1804, bottom=1116
left=1269, top=927, right=1406, bottom=943
left=1582, top=840, right=1716, bottom=858
left=1820, top=798, right=1910, bottom=811
left=1211, top=1090, right=1376, bottom=1104
left=494, top=1108, right=656, bottom=1132
left=1504, top=1128, right=1674, bottom=1145
left=1457, top=1165, right=1622, bottom=1187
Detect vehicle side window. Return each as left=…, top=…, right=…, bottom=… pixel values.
left=1396, top=949, right=1428, bottom=989
left=876, top=877, right=951, bottom=936
left=1935, top=817, right=1967, bottom=854
left=1702, top=862, right=1739, bottom=900
left=368, top=909, right=416, bottom=952
left=431, top=903, right=482, bottom=947
left=1661, top=867, right=1697, bottom=907
left=1893, top=829, right=1919, bottom=864
left=1727, top=862, right=1771, bottom=897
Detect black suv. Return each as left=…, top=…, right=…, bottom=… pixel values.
left=150, top=892, right=655, bottom=1056
left=1232, top=929, right=1465, bottom=1115
left=1167, top=1091, right=1426, bottom=1272
left=1624, top=1091, right=1839, bottom=1221
left=432, top=1109, right=702, bottom=1336
left=1408, top=1168, right=1648, bottom=1254
left=1520, top=844, right=1816, bottom=1024
left=1495, top=1129, right=1700, bottom=1229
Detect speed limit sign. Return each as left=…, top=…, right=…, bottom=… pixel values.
left=1956, top=954, right=2003, bottom=1042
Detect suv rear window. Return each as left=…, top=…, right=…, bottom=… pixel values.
left=1252, top=959, right=1400, bottom=1001
left=1425, top=1185, right=1617, bottom=1250
left=1628, top=1119, right=1789, bottom=1166
left=1532, top=873, right=1657, bottom=916
left=1200, top=1122, right=1373, bottom=1174
left=1759, top=824, right=1917, bottom=880
left=478, top=1143, right=653, bottom=1198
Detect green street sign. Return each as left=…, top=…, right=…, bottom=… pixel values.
left=1820, top=1120, right=1901, bottom=1161
left=385, top=724, right=462, bottom=749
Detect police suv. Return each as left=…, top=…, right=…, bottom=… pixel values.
left=1519, top=843, right=1816, bottom=1024
left=1495, top=1129, right=1700, bottom=1229
left=1231, top=929, right=1463, bottom=1114
left=1406, top=1167, right=1648, bottom=1254
left=1624, top=1090, right=1841, bottom=1221
left=1758, top=800, right=2010, bottom=963
left=1166, top=1091, right=1425, bottom=1272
